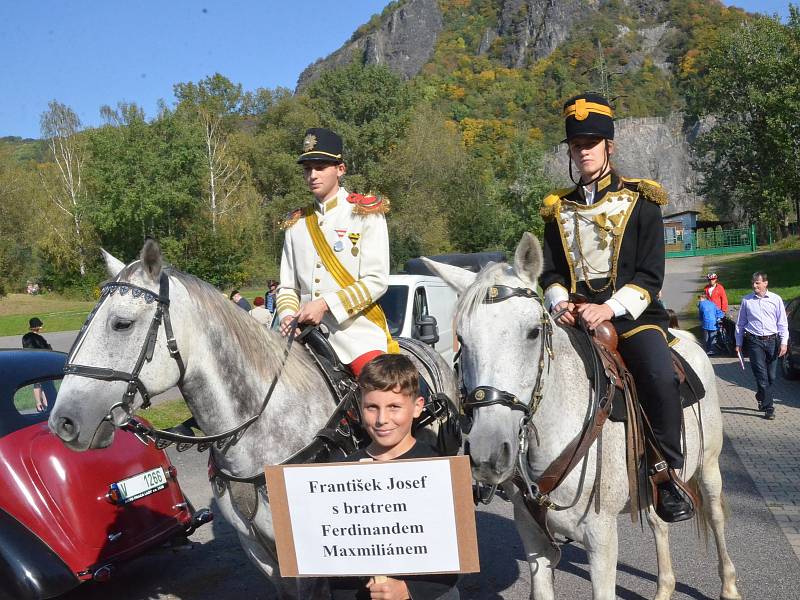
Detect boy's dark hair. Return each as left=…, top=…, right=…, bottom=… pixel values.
left=358, top=354, right=418, bottom=398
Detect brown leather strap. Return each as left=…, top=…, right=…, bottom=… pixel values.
left=671, top=352, right=687, bottom=385
left=512, top=474, right=561, bottom=557
left=536, top=376, right=616, bottom=495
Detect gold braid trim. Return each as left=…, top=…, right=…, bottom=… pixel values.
left=352, top=197, right=391, bottom=216
left=280, top=206, right=311, bottom=230
left=539, top=188, right=573, bottom=220
left=625, top=178, right=669, bottom=206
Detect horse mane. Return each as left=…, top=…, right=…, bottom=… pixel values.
left=455, top=262, right=515, bottom=321
left=117, top=263, right=317, bottom=395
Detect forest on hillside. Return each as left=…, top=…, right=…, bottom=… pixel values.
left=1, top=0, right=797, bottom=297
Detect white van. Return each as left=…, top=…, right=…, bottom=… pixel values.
left=378, top=252, right=506, bottom=366
left=378, top=274, right=458, bottom=365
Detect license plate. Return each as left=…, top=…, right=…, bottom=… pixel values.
left=112, top=467, right=167, bottom=504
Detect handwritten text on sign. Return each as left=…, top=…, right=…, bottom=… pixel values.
left=265, top=456, right=478, bottom=577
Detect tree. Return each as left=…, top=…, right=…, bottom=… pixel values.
left=305, top=60, right=414, bottom=182
left=0, top=144, right=40, bottom=295
left=689, top=11, right=800, bottom=232
left=200, top=109, right=246, bottom=233
left=39, top=101, right=91, bottom=276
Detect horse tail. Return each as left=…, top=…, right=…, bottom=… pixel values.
left=687, top=473, right=709, bottom=546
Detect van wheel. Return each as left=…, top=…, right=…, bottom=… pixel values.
left=781, top=355, right=800, bottom=380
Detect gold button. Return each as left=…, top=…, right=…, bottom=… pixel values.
left=316, top=263, right=322, bottom=268
left=315, top=278, right=320, bottom=283
left=640, top=295, right=645, bottom=300
left=314, top=292, right=320, bottom=297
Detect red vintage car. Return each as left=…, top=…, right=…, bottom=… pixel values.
left=0, top=349, right=211, bottom=599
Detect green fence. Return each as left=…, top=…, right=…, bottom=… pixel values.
left=665, top=225, right=756, bottom=258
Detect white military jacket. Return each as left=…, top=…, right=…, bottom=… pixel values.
left=276, top=187, right=390, bottom=364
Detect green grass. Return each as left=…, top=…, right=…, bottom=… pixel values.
left=0, top=293, right=95, bottom=336
left=705, top=249, right=800, bottom=305
left=762, top=234, right=800, bottom=251
left=137, top=398, right=192, bottom=430
left=0, top=284, right=274, bottom=336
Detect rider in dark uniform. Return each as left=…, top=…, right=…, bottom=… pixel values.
left=538, top=92, right=694, bottom=523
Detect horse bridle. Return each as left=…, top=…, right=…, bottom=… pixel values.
left=64, top=273, right=186, bottom=426
left=463, top=285, right=554, bottom=419
left=462, top=284, right=558, bottom=505
left=63, top=271, right=297, bottom=452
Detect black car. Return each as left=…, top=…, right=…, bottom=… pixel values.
left=782, top=297, right=800, bottom=380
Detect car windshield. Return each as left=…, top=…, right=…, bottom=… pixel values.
left=378, top=285, right=408, bottom=336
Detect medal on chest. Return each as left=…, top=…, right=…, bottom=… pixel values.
left=333, top=228, right=347, bottom=252
left=348, top=232, right=361, bottom=257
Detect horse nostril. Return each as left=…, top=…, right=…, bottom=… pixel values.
left=56, top=417, right=80, bottom=442
left=498, top=441, right=512, bottom=471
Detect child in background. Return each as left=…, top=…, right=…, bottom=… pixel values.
left=329, top=354, right=459, bottom=600
left=698, top=294, right=724, bottom=355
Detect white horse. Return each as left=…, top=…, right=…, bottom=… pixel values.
left=49, top=240, right=457, bottom=599
left=423, top=233, right=741, bottom=600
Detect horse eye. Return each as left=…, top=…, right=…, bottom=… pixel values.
left=528, top=328, right=540, bottom=340
left=112, top=319, right=133, bottom=331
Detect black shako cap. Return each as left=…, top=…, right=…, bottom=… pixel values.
left=297, top=128, right=344, bottom=164
left=562, top=92, right=614, bottom=142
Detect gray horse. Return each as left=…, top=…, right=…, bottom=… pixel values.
left=49, top=240, right=457, bottom=599
left=423, top=233, right=741, bottom=600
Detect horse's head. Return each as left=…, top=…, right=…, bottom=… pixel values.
left=49, top=240, right=187, bottom=450
left=424, top=233, right=549, bottom=484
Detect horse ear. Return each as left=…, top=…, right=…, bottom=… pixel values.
left=513, top=232, right=543, bottom=286
left=140, top=239, right=163, bottom=283
left=101, top=249, right=126, bottom=279
left=420, top=258, right=477, bottom=295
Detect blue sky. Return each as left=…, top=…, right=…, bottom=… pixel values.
left=0, top=1, right=792, bottom=139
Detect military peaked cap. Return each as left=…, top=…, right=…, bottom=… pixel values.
left=562, top=92, right=614, bottom=142
left=297, top=127, right=344, bottom=164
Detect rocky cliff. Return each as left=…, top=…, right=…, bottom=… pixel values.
left=543, top=114, right=703, bottom=215
left=295, top=0, right=443, bottom=91
left=298, top=0, right=678, bottom=86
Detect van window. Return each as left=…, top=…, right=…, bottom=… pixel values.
left=378, top=285, right=408, bottom=336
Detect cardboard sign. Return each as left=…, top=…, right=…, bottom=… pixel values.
left=265, top=455, right=479, bottom=577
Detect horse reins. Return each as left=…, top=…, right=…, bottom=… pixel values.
left=63, top=271, right=298, bottom=453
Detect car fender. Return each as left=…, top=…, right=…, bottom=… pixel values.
left=0, top=507, right=79, bottom=600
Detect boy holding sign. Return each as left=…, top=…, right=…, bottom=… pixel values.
left=329, top=354, right=459, bottom=600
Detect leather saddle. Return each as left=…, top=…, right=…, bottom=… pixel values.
left=562, top=308, right=705, bottom=520
left=563, top=316, right=704, bottom=425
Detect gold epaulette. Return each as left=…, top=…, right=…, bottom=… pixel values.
left=347, top=192, right=390, bottom=216
left=625, top=178, right=669, bottom=206
left=280, top=206, right=309, bottom=230
left=539, top=188, right=573, bottom=220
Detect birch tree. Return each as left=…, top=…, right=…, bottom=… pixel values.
left=200, top=108, right=246, bottom=234
left=39, top=100, right=89, bottom=276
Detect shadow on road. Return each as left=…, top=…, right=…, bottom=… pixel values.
left=458, top=511, right=522, bottom=598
